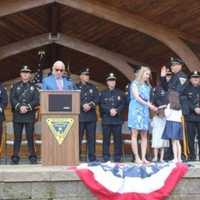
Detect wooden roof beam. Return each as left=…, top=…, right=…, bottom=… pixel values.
left=48, top=3, right=60, bottom=64
left=55, top=33, right=142, bottom=80
left=57, top=0, right=200, bottom=71
left=0, top=1, right=199, bottom=47
left=0, top=33, right=144, bottom=80
left=0, top=33, right=51, bottom=60
left=0, top=0, right=55, bottom=18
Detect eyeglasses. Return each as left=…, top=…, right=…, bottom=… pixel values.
left=55, top=69, right=64, bottom=72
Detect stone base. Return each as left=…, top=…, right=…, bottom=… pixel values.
left=0, top=162, right=200, bottom=200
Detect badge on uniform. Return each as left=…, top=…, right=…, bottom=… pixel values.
left=117, top=96, right=121, bottom=101
left=89, top=89, right=93, bottom=93
left=46, top=118, right=74, bottom=144
left=161, top=90, right=165, bottom=95
left=17, top=87, right=21, bottom=90
left=179, top=77, right=187, bottom=85
left=30, top=86, right=34, bottom=91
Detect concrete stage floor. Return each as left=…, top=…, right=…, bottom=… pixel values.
left=0, top=162, right=200, bottom=200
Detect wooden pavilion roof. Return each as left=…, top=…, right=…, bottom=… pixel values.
left=0, top=0, right=199, bottom=88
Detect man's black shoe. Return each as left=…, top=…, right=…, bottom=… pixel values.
left=11, top=155, right=20, bottom=164
left=29, top=155, right=37, bottom=164
left=188, top=155, right=196, bottom=161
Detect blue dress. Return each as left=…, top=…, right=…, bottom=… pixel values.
left=128, top=80, right=151, bottom=131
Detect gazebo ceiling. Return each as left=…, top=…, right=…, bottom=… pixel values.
left=0, top=0, right=199, bottom=86
left=97, top=0, right=200, bottom=39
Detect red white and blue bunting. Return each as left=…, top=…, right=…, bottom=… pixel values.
left=75, top=162, right=188, bottom=200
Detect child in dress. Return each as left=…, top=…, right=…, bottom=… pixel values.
left=151, top=108, right=169, bottom=162
left=162, top=91, right=183, bottom=163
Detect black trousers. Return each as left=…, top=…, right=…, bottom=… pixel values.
left=186, top=121, right=200, bottom=159
left=102, top=124, right=122, bottom=162
left=0, top=121, right=3, bottom=147
left=0, top=121, right=3, bottom=154
left=79, top=121, right=96, bottom=161
left=13, top=122, right=36, bottom=158
left=164, top=140, right=173, bottom=161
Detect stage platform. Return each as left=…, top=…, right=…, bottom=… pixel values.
left=0, top=162, right=200, bottom=200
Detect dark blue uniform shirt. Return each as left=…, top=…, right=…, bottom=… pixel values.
left=181, top=83, right=200, bottom=122
left=0, top=83, right=8, bottom=121
left=99, top=88, right=125, bottom=125
left=151, top=85, right=168, bottom=107
left=160, top=71, right=188, bottom=94
left=76, top=82, right=99, bottom=122
left=10, top=81, right=39, bottom=123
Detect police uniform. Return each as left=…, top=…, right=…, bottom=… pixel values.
left=160, top=57, right=188, bottom=94
left=160, top=58, right=187, bottom=161
left=0, top=83, right=8, bottom=148
left=76, top=68, right=99, bottom=162
left=151, top=85, right=168, bottom=107
left=181, top=71, right=200, bottom=160
left=151, top=72, right=172, bottom=107
left=125, top=84, right=130, bottom=106
left=99, top=73, right=125, bottom=162
left=10, top=66, right=39, bottom=164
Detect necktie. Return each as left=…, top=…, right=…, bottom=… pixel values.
left=56, top=78, right=63, bottom=90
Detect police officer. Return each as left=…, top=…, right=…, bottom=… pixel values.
left=125, top=84, right=130, bottom=106
left=160, top=57, right=188, bottom=161
left=0, top=83, right=8, bottom=152
left=181, top=71, right=200, bottom=161
left=76, top=68, right=99, bottom=162
left=99, top=73, right=126, bottom=162
left=151, top=71, right=172, bottom=107
left=10, top=65, right=39, bottom=164
left=160, top=57, right=188, bottom=94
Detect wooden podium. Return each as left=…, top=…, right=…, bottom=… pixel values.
left=40, top=90, right=80, bottom=166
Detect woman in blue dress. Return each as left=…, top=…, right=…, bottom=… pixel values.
left=128, top=66, right=157, bottom=164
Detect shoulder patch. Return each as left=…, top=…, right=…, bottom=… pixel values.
left=179, top=77, right=187, bottom=85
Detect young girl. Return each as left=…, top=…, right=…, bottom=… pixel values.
left=151, top=108, right=169, bottom=162
left=162, top=91, right=183, bottom=163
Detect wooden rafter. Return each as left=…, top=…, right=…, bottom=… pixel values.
left=0, top=0, right=199, bottom=71
left=0, top=33, right=51, bottom=60
left=0, top=33, right=144, bottom=80
left=57, top=0, right=200, bottom=70
left=56, top=34, right=140, bottom=80
left=0, top=0, right=54, bottom=17
left=0, top=0, right=199, bottom=46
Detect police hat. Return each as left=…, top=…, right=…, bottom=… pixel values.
left=80, top=68, right=90, bottom=75
left=170, top=57, right=184, bottom=66
left=20, top=65, right=31, bottom=73
left=106, top=73, right=116, bottom=81
left=190, top=71, right=200, bottom=78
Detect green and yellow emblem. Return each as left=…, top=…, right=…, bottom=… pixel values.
left=46, top=118, right=74, bottom=144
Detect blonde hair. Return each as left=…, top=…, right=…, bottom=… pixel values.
left=52, top=60, right=65, bottom=75
left=135, top=66, right=151, bottom=84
